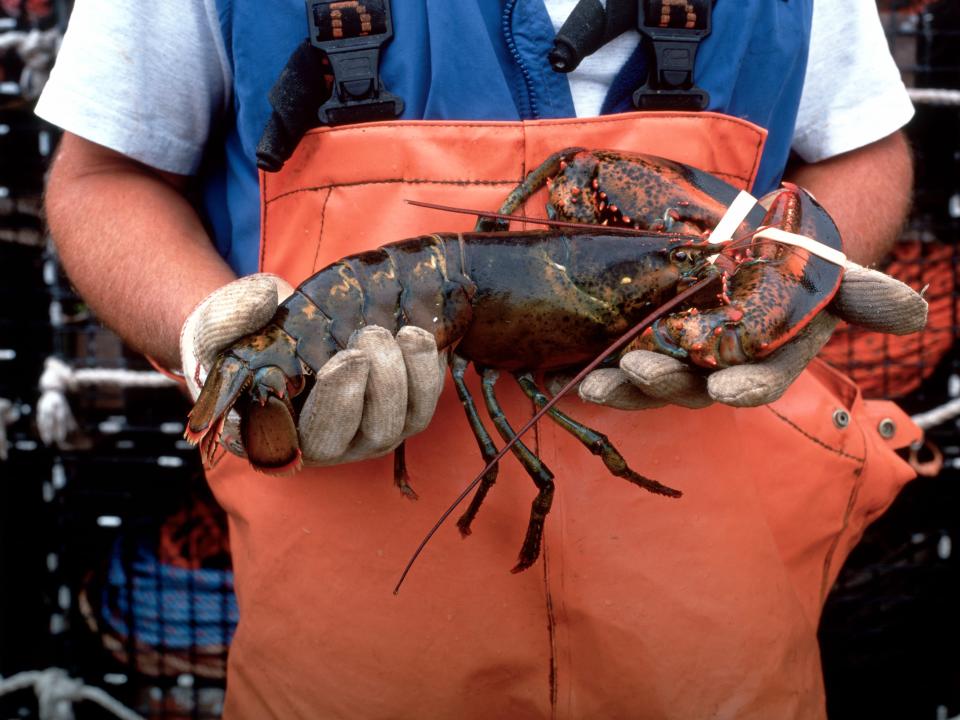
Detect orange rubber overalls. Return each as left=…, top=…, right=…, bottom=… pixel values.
left=206, top=112, right=920, bottom=719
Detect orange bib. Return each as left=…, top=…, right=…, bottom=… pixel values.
left=206, top=112, right=919, bottom=719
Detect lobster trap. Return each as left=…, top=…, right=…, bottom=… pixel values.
left=0, top=1, right=237, bottom=718
left=817, top=2, right=960, bottom=718
left=0, top=0, right=959, bottom=718
left=2, top=242, right=237, bottom=720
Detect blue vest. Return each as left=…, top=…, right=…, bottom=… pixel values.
left=206, top=0, right=812, bottom=276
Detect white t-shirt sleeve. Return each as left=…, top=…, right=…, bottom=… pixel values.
left=545, top=0, right=915, bottom=162
left=792, top=0, right=914, bottom=162
left=40, top=0, right=913, bottom=173
left=34, top=0, right=231, bottom=175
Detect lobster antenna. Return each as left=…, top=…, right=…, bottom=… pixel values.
left=393, top=272, right=720, bottom=595
left=404, top=199, right=700, bottom=239
left=409, top=199, right=813, bottom=264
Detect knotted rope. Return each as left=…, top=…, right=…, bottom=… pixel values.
left=37, top=357, right=178, bottom=448
left=0, top=28, right=61, bottom=100
left=0, top=397, right=20, bottom=460
left=0, top=668, right=144, bottom=720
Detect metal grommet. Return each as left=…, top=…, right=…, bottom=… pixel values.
left=832, top=409, right=850, bottom=429
left=878, top=418, right=897, bottom=439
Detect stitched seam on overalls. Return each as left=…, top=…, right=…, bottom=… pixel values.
left=819, top=464, right=865, bottom=605
left=542, top=539, right=559, bottom=718
left=520, top=119, right=558, bottom=717
left=312, top=187, right=333, bottom=273
left=265, top=168, right=753, bottom=206
left=292, top=116, right=765, bottom=189
left=764, top=406, right=865, bottom=463
left=300, top=113, right=766, bottom=135
left=260, top=176, right=269, bottom=272
left=744, top=132, right=765, bottom=190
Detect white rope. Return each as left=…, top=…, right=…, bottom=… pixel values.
left=40, top=357, right=178, bottom=391
left=908, top=87, right=960, bottom=107
left=37, top=357, right=178, bottom=448
left=0, top=28, right=60, bottom=99
left=0, top=397, right=20, bottom=461
left=911, top=397, right=960, bottom=431
left=0, top=669, right=145, bottom=720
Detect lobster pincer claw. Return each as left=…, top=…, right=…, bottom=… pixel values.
left=181, top=274, right=303, bottom=473
left=580, top=179, right=928, bottom=410
left=705, top=262, right=927, bottom=406
left=580, top=262, right=928, bottom=410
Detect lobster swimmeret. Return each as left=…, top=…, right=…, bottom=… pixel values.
left=185, top=149, right=845, bottom=572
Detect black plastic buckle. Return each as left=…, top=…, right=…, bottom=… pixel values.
left=632, top=0, right=711, bottom=111
left=306, top=0, right=404, bottom=125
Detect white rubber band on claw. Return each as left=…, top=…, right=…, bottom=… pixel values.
left=707, top=190, right=759, bottom=264
left=707, top=190, right=759, bottom=245
left=704, top=190, right=848, bottom=269
left=754, top=227, right=847, bottom=267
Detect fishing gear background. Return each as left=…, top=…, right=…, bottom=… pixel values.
left=1, top=1, right=959, bottom=718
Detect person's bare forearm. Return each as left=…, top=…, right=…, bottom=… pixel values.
left=45, top=133, right=237, bottom=368
left=784, top=130, right=913, bottom=266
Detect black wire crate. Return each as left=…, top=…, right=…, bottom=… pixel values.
left=4, top=1, right=960, bottom=718
left=817, top=2, right=960, bottom=718
left=52, top=463, right=234, bottom=720
left=27, top=319, right=238, bottom=719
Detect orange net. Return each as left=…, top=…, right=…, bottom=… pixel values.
left=820, top=238, right=958, bottom=399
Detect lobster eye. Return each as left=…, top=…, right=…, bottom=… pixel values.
left=674, top=250, right=688, bottom=262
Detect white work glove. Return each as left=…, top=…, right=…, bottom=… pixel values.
left=572, top=264, right=928, bottom=410
left=181, top=274, right=446, bottom=466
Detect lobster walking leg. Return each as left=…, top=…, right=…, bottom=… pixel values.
left=450, top=354, right=501, bottom=536
left=475, top=147, right=584, bottom=231
left=480, top=367, right=556, bottom=573
left=393, top=442, right=418, bottom=500
left=514, top=373, right=682, bottom=498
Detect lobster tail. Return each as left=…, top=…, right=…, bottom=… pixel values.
left=185, top=354, right=253, bottom=466
left=186, top=354, right=305, bottom=474
left=240, top=366, right=303, bottom=475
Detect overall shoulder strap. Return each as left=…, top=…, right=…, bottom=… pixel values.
left=258, top=0, right=404, bottom=171
left=550, top=0, right=712, bottom=110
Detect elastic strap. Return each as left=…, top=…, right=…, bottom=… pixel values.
left=707, top=189, right=848, bottom=267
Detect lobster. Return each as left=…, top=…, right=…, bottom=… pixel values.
left=185, top=149, right=845, bottom=572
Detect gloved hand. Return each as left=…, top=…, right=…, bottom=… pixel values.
left=180, top=274, right=446, bottom=466
left=573, top=263, right=928, bottom=410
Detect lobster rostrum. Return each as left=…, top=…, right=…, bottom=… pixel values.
left=186, top=149, right=845, bottom=573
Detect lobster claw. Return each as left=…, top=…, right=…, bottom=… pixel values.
left=630, top=183, right=845, bottom=369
